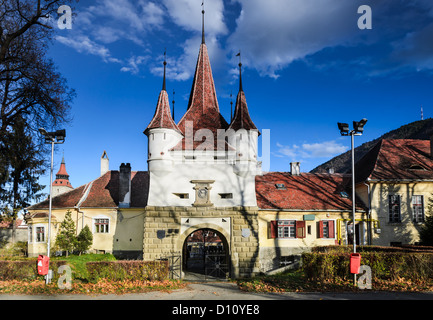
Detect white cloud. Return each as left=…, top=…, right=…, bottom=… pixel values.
left=162, top=0, right=227, bottom=36
left=302, top=141, right=347, bottom=158
left=227, top=0, right=358, bottom=78
left=55, top=35, right=121, bottom=63
left=276, top=140, right=347, bottom=160
left=120, top=55, right=150, bottom=74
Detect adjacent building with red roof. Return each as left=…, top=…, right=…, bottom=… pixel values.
left=355, top=138, right=433, bottom=246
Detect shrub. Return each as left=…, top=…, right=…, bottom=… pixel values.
left=76, top=225, right=93, bottom=255
left=302, top=251, right=433, bottom=283
left=86, top=260, right=169, bottom=283
left=55, top=210, right=77, bottom=256
left=0, top=259, right=68, bottom=281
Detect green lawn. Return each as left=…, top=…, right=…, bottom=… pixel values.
left=51, top=253, right=117, bottom=280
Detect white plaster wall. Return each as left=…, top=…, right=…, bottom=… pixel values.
left=147, top=161, right=258, bottom=207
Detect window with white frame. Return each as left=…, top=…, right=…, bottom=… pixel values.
left=412, top=195, right=424, bottom=223
left=36, top=226, right=45, bottom=242
left=270, top=220, right=306, bottom=239
left=278, top=220, right=296, bottom=238
left=94, top=218, right=109, bottom=233
left=389, top=195, right=401, bottom=223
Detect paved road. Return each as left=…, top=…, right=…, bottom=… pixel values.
left=1, top=281, right=433, bottom=300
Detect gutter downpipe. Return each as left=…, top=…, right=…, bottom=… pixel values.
left=363, top=181, right=371, bottom=245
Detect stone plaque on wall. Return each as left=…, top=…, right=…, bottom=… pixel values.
left=191, top=180, right=214, bottom=207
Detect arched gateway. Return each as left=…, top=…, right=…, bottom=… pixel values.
left=182, top=228, right=230, bottom=280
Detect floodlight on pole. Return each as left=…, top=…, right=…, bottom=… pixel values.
left=39, top=128, right=66, bottom=284
left=337, top=118, right=367, bottom=285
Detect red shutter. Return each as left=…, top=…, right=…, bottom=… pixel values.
left=296, top=221, right=306, bottom=238
left=270, top=221, right=277, bottom=239
left=318, top=221, right=324, bottom=238
left=328, top=220, right=335, bottom=238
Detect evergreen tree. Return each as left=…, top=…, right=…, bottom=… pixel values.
left=55, top=210, right=77, bottom=256
left=420, top=194, right=433, bottom=246
left=0, top=116, right=46, bottom=242
left=76, top=225, right=93, bottom=255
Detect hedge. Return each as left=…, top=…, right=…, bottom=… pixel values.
left=0, top=260, right=68, bottom=281
left=302, top=251, right=433, bottom=282
left=311, top=245, right=433, bottom=254
left=86, top=260, right=169, bottom=282
left=0, top=259, right=169, bottom=283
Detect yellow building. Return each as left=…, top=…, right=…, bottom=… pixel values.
left=355, top=139, right=433, bottom=246
left=27, top=166, right=148, bottom=259
left=256, top=169, right=367, bottom=271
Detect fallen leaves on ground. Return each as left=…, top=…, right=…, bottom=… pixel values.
left=237, top=273, right=433, bottom=294
left=0, top=279, right=187, bottom=295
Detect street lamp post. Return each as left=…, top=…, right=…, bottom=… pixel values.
left=338, top=119, right=367, bottom=284
left=39, top=128, right=66, bottom=284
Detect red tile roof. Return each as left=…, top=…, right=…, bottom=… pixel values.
left=27, top=171, right=149, bottom=210
left=145, top=89, right=181, bottom=135
left=355, top=139, right=433, bottom=182
left=53, top=157, right=73, bottom=188
left=256, top=172, right=365, bottom=211
left=0, top=219, right=23, bottom=229
left=228, top=90, right=258, bottom=132
left=177, top=43, right=229, bottom=138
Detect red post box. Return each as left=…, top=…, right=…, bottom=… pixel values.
left=350, top=253, right=361, bottom=274
left=37, top=255, right=50, bottom=275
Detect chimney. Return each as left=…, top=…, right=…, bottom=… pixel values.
left=101, top=151, right=109, bottom=176
left=119, top=163, right=131, bottom=208
left=290, top=162, right=300, bottom=176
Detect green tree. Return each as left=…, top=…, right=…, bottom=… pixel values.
left=420, top=194, right=433, bottom=246
left=76, top=225, right=93, bottom=255
left=0, top=116, right=46, bottom=242
left=55, top=210, right=77, bottom=256
left=1, top=0, right=76, bottom=206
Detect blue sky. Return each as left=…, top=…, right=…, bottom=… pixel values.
left=40, top=0, right=433, bottom=194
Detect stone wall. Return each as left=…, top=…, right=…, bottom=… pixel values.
left=143, top=206, right=260, bottom=278
left=0, top=229, right=28, bottom=243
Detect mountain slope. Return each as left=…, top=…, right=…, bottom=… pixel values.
left=311, top=118, right=433, bottom=174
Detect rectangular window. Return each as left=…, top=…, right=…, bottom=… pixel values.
left=412, top=195, right=424, bottom=223
left=389, top=195, right=401, bottom=223
left=270, top=220, right=306, bottom=239
left=95, top=219, right=109, bottom=233
left=219, top=193, right=233, bottom=199
left=318, top=220, right=335, bottom=239
left=36, top=226, right=45, bottom=242
left=278, top=220, right=296, bottom=238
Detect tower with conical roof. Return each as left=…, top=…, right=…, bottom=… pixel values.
left=227, top=56, right=260, bottom=175
left=176, top=6, right=229, bottom=143
left=145, top=5, right=260, bottom=207
left=144, top=52, right=183, bottom=175
left=52, top=155, right=73, bottom=197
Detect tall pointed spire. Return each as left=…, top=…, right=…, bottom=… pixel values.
left=176, top=5, right=229, bottom=138
left=237, top=51, right=243, bottom=92
left=52, top=155, right=73, bottom=190
left=144, top=54, right=181, bottom=135
left=201, top=1, right=205, bottom=44
left=162, top=50, right=167, bottom=91
left=229, top=58, right=258, bottom=133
